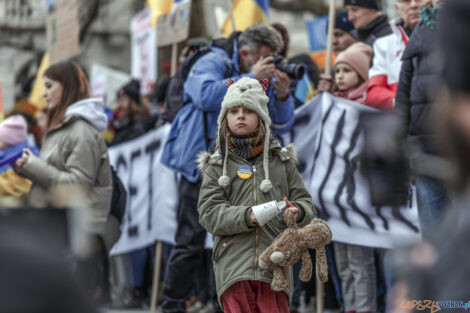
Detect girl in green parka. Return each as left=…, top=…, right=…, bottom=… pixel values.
left=197, top=77, right=315, bottom=313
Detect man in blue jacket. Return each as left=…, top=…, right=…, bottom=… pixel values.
left=160, top=24, right=295, bottom=313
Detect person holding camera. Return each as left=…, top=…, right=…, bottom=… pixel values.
left=160, top=24, right=295, bottom=313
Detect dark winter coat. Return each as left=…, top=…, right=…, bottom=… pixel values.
left=351, top=14, right=392, bottom=47
left=395, top=8, right=442, bottom=156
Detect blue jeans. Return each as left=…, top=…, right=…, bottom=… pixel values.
left=415, top=176, right=448, bottom=239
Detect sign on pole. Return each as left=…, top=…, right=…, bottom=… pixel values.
left=131, top=7, right=158, bottom=95
left=156, top=0, right=192, bottom=47
left=90, top=64, right=131, bottom=107
left=46, top=0, right=80, bottom=63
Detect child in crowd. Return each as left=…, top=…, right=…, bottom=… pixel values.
left=319, top=42, right=378, bottom=313
left=0, top=115, right=32, bottom=196
left=319, top=42, right=378, bottom=107
left=197, top=77, right=315, bottom=313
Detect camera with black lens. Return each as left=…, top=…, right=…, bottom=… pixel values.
left=269, top=54, right=305, bottom=79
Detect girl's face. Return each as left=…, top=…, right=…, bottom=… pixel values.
left=335, top=63, right=361, bottom=91
left=226, top=106, right=259, bottom=136
left=43, top=76, right=63, bottom=109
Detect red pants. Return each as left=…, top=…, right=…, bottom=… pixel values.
left=221, top=280, right=289, bottom=313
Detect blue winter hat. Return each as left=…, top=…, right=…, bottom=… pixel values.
left=335, top=10, right=354, bottom=33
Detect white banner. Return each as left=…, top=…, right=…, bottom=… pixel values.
left=90, top=64, right=131, bottom=107
left=281, top=93, right=421, bottom=248
left=108, top=124, right=178, bottom=255
left=131, top=7, right=157, bottom=95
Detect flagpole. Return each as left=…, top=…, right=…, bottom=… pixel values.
left=324, top=0, right=336, bottom=75
left=226, top=0, right=237, bottom=33
left=317, top=4, right=335, bottom=313
left=150, top=241, right=163, bottom=313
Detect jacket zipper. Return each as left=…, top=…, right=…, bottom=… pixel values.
left=253, top=165, right=258, bottom=280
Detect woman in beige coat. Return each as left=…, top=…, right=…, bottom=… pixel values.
left=13, top=61, right=119, bottom=301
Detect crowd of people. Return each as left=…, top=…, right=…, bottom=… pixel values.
left=1, top=0, right=470, bottom=311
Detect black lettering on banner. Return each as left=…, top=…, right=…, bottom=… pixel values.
left=116, top=154, right=128, bottom=219
left=333, top=119, right=362, bottom=227
left=375, top=206, right=389, bottom=230
left=391, top=206, right=420, bottom=233
left=346, top=155, right=375, bottom=230
left=145, top=139, right=161, bottom=231
left=127, top=150, right=142, bottom=237
left=317, top=109, right=346, bottom=220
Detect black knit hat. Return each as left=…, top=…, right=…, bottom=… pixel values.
left=440, top=0, right=470, bottom=93
left=118, top=79, right=141, bottom=105
left=344, top=0, right=381, bottom=10
left=335, top=10, right=355, bottom=33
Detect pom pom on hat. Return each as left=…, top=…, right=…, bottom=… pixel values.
left=260, top=179, right=273, bottom=193
left=218, top=175, right=230, bottom=187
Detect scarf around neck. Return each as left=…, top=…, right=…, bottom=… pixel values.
left=227, top=130, right=264, bottom=160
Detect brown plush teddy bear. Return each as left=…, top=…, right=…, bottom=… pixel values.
left=259, top=209, right=332, bottom=291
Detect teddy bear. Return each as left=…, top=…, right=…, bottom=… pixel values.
left=259, top=209, right=332, bottom=291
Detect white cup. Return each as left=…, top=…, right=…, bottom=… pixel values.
left=252, top=200, right=286, bottom=226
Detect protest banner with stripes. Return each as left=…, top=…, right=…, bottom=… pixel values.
left=108, top=124, right=179, bottom=255
left=281, top=93, right=421, bottom=248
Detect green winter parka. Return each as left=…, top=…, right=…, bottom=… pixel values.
left=197, top=141, right=315, bottom=304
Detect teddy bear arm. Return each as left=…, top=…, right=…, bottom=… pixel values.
left=299, top=250, right=312, bottom=282
left=271, top=266, right=288, bottom=291
left=283, top=210, right=299, bottom=230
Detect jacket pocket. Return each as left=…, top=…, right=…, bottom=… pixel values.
left=212, top=236, right=230, bottom=262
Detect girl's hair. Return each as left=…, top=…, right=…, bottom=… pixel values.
left=216, top=115, right=266, bottom=149
left=44, top=61, right=89, bottom=131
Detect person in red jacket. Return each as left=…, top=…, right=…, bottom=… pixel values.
left=367, top=0, right=422, bottom=109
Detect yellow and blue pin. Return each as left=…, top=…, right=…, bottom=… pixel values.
left=237, top=165, right=253, bottom=179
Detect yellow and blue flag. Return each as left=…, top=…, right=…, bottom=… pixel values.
left=29, top=53, right=50, bottom=111
left=222, top=0, right=269, bottom=37
left=306, top=16, right=335, bottom=70
left=0, top=77, right=3, bottom=121
left=147, top=0, right=176, bottom=27
left=294, top=73, right=317, bottom=104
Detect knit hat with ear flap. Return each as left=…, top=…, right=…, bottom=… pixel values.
left=217, top=77, right=273, bottom=192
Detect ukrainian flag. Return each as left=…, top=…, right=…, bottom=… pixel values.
left=28, top=53, right=49, bottom=111
left=222, top=0, right=269, bottom=37
left=305, top=16, right=335, bottom=71
left=294, top=73, right=317, bottom=104
left=147, top=0, right=175, bottom=27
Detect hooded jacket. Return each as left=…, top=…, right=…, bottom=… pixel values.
left=367, top=18, right=411, bottom=109
left=20, top=98, right=112, bottom=222
left=161, top=39, right=296, bottom=183
left=197, top=141, right=315, bottom=304
left=395, top=8, right=442, bottom=156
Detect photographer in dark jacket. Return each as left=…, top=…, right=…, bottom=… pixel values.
left=345, top=0, right=392, bottom=46
left=394, top=0, right=448, bottom=239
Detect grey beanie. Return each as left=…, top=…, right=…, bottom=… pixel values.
left=217, top=77, right=273, bottom=192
